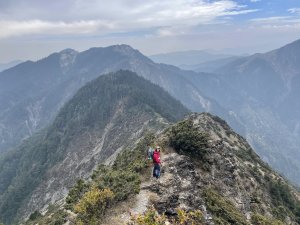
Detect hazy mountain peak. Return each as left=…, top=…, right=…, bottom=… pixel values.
left=279, top=38, right=300, bottom=50
left=59, top=48, right=78, bottom=72
left=86, top=44, right=136, bottom=54
left=109, top=44, right=150, bottom=60
left=110, top=44, right=134, bottom=51
left=59, top=48, right=78, bottom=54
left=80, top=44, right=151, bottom=64
left=265, top=38, right=300, bottom=62
left=260, top=39, right=300, bottom=84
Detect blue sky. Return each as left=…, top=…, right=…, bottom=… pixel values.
left=1, top=0, right=300, bottom=62
left=233, top=0, right=300, bottom=20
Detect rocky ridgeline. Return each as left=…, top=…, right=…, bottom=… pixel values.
left=141, top=152, right=213, bottom=221
left=24, top=113, right=300, bottom=225
left=100, top=113, right=300, bottom=225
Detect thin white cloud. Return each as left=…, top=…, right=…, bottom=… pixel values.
left=250, top=16, right=300, bottom=24
left=0, top=20, right=116, bottom=39
left=251, top=16, right=292, bottom=22
left=248, top=16, right=300, bottom=35
left=156, top=28, right=178, bottom=37
left=288, top=8, right=300, bottom=15
left=0, top=0, right=257, bottom=39
left=250, top=0, right=261, bottom=2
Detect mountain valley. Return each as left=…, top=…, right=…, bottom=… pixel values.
left=1, top=40, right=300, bottom=224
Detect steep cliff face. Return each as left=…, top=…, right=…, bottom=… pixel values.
left=27, top=113, right=300, bottom=225
left=0, top=71, right=189, bottom=224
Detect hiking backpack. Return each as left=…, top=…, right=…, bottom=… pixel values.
left=147, top=147, right=154, bottom=160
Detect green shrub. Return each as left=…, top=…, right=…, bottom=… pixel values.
left=127, top=207, right=205, bottom=225
left=202, top=189, right=249, bottom=225
left=168, top=119, right=209, bottom=160
left=25, top=208, right=67, bottom=225
left=65, top=179, right=90, bottom=210
left=251, top=213, right=284, bottom=225
left=74, top=186, right=114, bottom=225
left=176, top=208, right=205, bottom=224
left=28, top=210, right=42, bottom=221
left=95, top=168, right=141, bottom=201
left=49, top=210, right=68, bottom=225
left=128, top=207, right=167, bottom=225
left=267, top=178, right=300, bottom=223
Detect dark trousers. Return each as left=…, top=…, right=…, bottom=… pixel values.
left=153, top=163, right=161, bottom=178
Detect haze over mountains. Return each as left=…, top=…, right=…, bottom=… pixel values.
left=0, top=39, right=300, bottom=188
left=0, top=45, right=223, bottom=154
left=0, top=60, right=22, bottom=72
left=186, top=39, right=300, bottom=185
left=219, top=38, right=300, bottom=134
left=149, top=50, right=239, bottom=71
left=181, top=56, right=242, bottom=73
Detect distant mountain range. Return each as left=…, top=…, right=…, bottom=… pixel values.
left=216, top=39, right=300, bottom=185
left=0, top=60, right=22, bottom=72
left=0, top=40, right=300, bottom=189
left=180, top=56, right=241, bottom=73
left=0, top=45, right=223, bottom=154
left=149, top=50, right=236, bottom=68
left=218, top=39, right=300, bottom=134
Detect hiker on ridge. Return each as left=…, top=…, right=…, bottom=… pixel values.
left=153, top=146, right=161, bottom=179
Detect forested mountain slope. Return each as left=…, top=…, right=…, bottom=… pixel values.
left=0, top=71, right=189, bottom=224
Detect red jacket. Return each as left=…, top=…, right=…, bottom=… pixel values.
left=153, top=150, right=161, bottom=164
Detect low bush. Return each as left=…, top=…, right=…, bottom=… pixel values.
left=202, top=189, right=249, bottom=225
left=74, top=186, right=114, bottom=225
left=168, top=119, right=209, bottom=160
left=65, top=179, right=90, bottom=210
left=251, top=213, right=284, bottom=225
left=25, top=208, right=67, bottom=225
left=127, top=207, right=205, bottom=225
